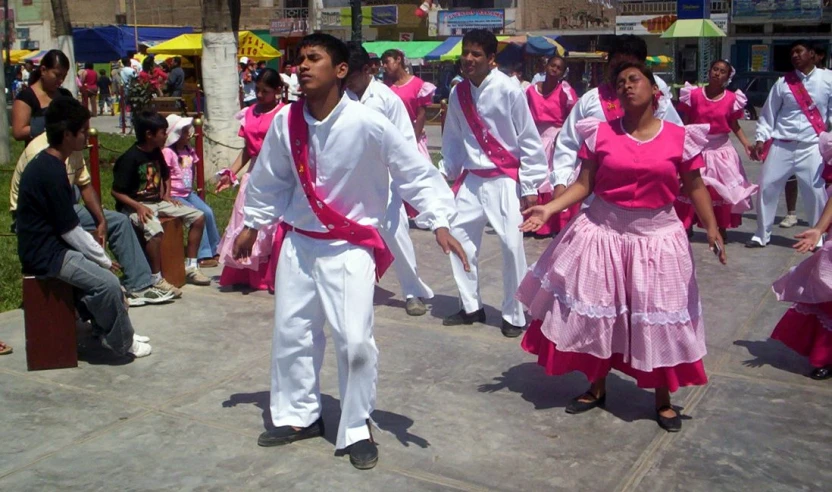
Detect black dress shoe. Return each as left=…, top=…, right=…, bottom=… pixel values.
left=257, top=418, right=325, bottom=447
left=565, top=391, right=606, bottom=414
left=810, top=365, right=832, bottom=380
left=348, top=439, right=378, bottom=470
left=501, top=320, right=524, bottom=338
left=656, top=406, right=682, bottom=432
left=745, top=240, right=765, bottom=248
left=443, top=308, right=486, bottom=326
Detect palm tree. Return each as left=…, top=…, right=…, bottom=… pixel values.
left=50, top=0, right=78, bottom=96
left=200, top=0, right=244, bottom=175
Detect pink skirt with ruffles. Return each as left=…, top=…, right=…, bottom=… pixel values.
left=535, top=125, right=578, bottom=236
left=674, top=134, right=757, bottom=230
left=217, top=173, right=278, bottom=291
left=770, top=240, right=832, bottom=367
left=516, top=198, right=708, bottom=391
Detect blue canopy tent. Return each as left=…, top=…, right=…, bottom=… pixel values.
left=72, top=25, right=195, bottom=63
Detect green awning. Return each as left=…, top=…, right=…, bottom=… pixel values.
left=660, top=19, right=726, bottom=38
left=361, top=41, right=443, bottom=64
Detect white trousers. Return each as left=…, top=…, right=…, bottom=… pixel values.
left=449, top=174, right=527, bottom=326
left=752, top=140, right=827, bottom=245
left=379, top=189, right=434, bottom=299
left=270, top=232, right=377, bottom=450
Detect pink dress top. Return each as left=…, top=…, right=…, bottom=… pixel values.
left=387, top=76, right=436, bottom=125
left=577, top=118, right=709, bottom=209
left=236, top=102, right=285, bottom=165
left=677, top=85, right=746, bottom=134
left=162, top=146, right=198, bottom=198
left=526, top=81, right=577, bottom=130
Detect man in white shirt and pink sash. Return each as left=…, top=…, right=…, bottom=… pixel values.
left=233, top=34, right=468, bottom=470
left=440, top=29, right=549, bottom=338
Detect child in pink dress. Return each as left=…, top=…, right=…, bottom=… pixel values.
left=517, top=63, right=726, bottom=432
left=216, top=69, right=285, bottom=291
left=770, top=131, right=832, bottom=380
left=526, top=54, right=579, bottom=237
left=674, top=60, right=758, bottom=241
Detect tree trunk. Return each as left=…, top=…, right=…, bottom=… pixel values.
left=0, top=56, right=10, bottom=164
left=50, top=0, right=78, bottom=97
left=201, top=0, right=243, bottom=175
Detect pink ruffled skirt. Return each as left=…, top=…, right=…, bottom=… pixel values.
left=535, top=126, right=578, bottom=236
left=217, top=173, right=278, bottom=291
left=770, top=241, right=832, bottom=367
left=516, top=198, right=708, bottom=392
left=674, top=134, right=757, bottom=230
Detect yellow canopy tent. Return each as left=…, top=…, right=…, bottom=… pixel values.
left=147, top=31, right=281, bottom=61
left=134, top=53, right=195, bottom=68
left=8, top=50, right=32, bottom=64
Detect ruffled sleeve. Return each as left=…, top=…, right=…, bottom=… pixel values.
left=680, top=123, right=710, bottom=173
left=235, top=107, right=249, bottom=138
left=561, top=80, right=578, bottom=112
left=729, top=89, right=748, bottom=122
left=677, top=82, right=695, bottom=114
left=575, top=117, right=603, bottom=161
left=416, top=80, right=437, bottom=107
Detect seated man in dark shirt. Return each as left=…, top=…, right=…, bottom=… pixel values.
left=111, top=110, right=211, bottom=289
left=16, top=97, right=152, bottom=358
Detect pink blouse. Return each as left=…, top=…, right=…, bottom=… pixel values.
left=677, top=85, right=746, bottom=135
left=525, top=81, right=577, bottom=129
left=237, top=102, right=285, bottom=165
left=387, top=76, right=436, bottom=124
left=162, top=146, right=199, bottom=198
left=578, top=118, right=708, bottom=209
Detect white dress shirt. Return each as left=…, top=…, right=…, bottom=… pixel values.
left=755, top=68, right=832, bottom=144
left=441, top=68, right=549, bottom=197
left=243, top=94, right=456, bottom=236
left=551, top=74, right=682, bottom=187
left=280, top=73, right=301, bottom=102
left=347, top=78, right=416, bottom=147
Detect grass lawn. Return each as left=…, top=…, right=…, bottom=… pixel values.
left=0, top=133, right=238, bottom=313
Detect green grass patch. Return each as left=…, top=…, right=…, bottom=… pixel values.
left=0, top=134, right=238, bottom=313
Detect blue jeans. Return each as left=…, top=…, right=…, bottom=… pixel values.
left=180, top=192, right=220, bottom=259
left=74, top=205, right=153, bottom=293
left=56, top=251, right=135, bottom=355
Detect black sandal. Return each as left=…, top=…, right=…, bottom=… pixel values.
left=565, top=391, right=606, bottom=414
left=810, top=366, right=832, bottom=380
left=656, top=405, right=682, bottom=432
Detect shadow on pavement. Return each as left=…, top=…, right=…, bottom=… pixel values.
left=733, top=338, right=812, bottom=376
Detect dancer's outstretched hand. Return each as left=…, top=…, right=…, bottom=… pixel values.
left=706, top=228, right=727, bottom=265
left=794, top=228, right=822, bottom=254
left=435, top=227, right=470, bottom=272
left=233, top=227, right=258, bottom=261
left=519, top=205, right=553, bottom=233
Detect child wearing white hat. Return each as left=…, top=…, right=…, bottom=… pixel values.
left=162, top=114, right=221, bottom=267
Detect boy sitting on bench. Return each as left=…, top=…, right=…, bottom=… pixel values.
left=111, top=110, right=211, bottom=291
left=16, top=96, right=152, bottom=358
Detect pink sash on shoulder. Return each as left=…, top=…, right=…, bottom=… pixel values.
left=270, top=101, right=394, bottom=281
left=761, top=71, right=827, bottom=161
left=451, top=80, right=521, bottom=195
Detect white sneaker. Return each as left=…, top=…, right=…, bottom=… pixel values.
left=185, top=267, right=212, bottom=286
left=779, top=214, right=798, bottom=228
left=128, top=340, right=152, bottom=358
left=133, top=334, right=150, bottom=343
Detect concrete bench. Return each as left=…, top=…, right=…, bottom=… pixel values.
left=159, top=216, right=186, bottom=288
left=22, top=277, right=78, bottom=371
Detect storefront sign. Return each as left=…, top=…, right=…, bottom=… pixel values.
left=732, top=0, right=823, bottom=23
left=270, top=18, right=309, bottom=37
left=750, top=44, right=770, bottom=72
left=437, top=9, right=505, bottom=36
left=399, top=32, right=414, bottom=41
left=320, top=5, right=399, bottom=28
left=677, top=0, right=710, bottom=19
left=615, top=13, right=727, bottom=35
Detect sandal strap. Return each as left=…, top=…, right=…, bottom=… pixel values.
left=656, top=405, right=675, bottom=413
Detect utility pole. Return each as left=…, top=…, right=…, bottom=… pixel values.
left=350, top=0, right=362, bottom=42
left=4, top=0, right=10, bottom=67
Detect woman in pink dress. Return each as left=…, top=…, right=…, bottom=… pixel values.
left=673, top=60, right=757, bottom=242
left=216, top=69, right=285, bottom=291
left=525, top=54, right=579, bottom=237
left=769, top=132, right=832, bottom=380
left=517, top=63, right=727, bottom=432
left=383, top=49, right=437, bottom=225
